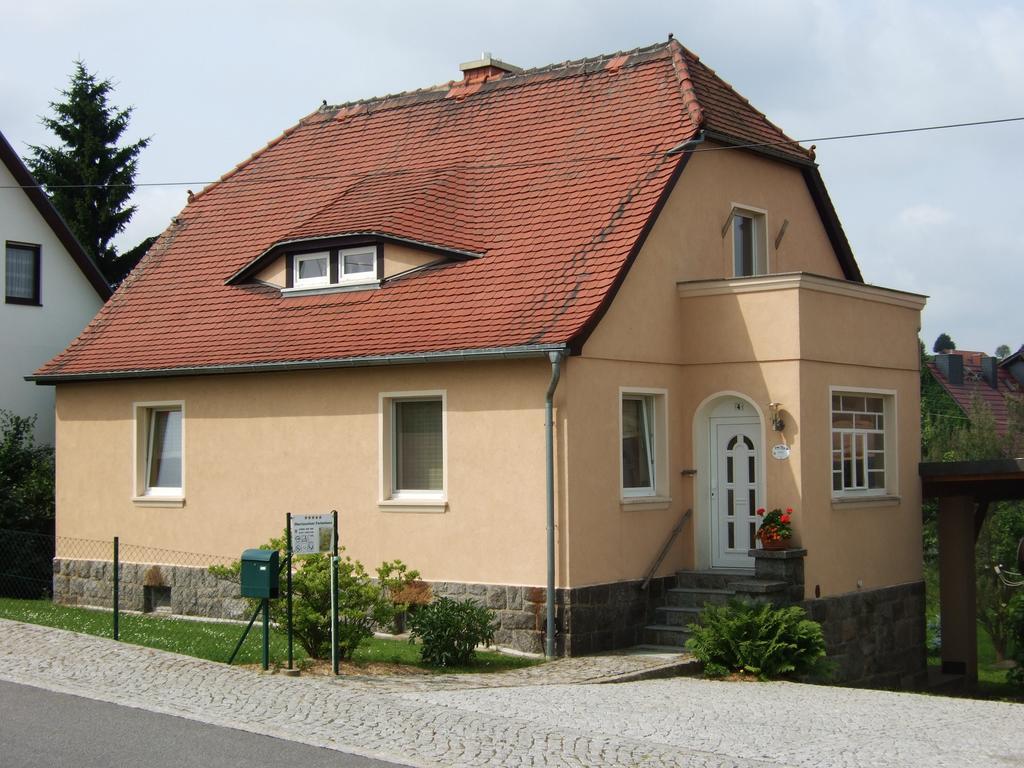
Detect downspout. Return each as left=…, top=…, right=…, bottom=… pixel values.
left=544, top=349, right=564, bottom=658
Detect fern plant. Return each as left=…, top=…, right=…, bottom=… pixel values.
left=686, top=598, right=827, bottom=680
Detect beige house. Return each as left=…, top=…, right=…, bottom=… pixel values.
left=36, top=41, right=926, bottom=684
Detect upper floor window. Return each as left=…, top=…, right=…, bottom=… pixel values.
left=831, top=390, right=895, bottom=497
left=5, top=242, right=41, bottom=305
left=732, top=209, right=766, bottom=277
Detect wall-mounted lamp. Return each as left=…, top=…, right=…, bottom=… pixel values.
left=768, top=402, right=785, bottom=432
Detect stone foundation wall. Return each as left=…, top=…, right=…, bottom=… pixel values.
left=430, top=578, right=667, bottom=655
left=52, top=558, right=655, bottom=656
left=53, top=558, right=246, bottom=620
left=803, top=581, right=927, bottom=689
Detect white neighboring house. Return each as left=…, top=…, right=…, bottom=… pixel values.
left=0, top=128, right=110, bottom=444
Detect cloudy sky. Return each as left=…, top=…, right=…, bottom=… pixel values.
left=2, top=0, right=1021, bottom=355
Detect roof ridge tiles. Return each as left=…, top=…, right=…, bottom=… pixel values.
left=320, top=40, right=675, bottom=115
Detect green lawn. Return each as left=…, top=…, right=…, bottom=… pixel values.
left=0, top=598, right=539, bottom=673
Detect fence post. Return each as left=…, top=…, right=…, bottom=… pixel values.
left=112, top=536, right=119, bottom=641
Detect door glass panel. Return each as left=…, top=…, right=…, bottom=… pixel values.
left=726, top=456, right=733, bottom=483
left=727, top=522, right=735, bottom=549
left=727, top=489, right=734, bottom=517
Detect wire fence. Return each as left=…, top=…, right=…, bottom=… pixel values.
left=1, top=527, right=241, bottom=611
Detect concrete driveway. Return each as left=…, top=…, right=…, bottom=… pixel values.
left=0, top=618, right=1020, bottom=767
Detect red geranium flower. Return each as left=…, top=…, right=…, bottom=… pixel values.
left=756, top=508, right=765, bottom=516
left=781, top=514, right=791, bottom=524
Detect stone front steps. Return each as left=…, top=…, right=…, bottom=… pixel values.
left=641, top=567, right=792, bottom=650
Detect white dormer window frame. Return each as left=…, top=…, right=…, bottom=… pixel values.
left=339, top=246, right=377, bottom=284
left=283, top=243, right=382, bottom=295
left=293, top=251, right=331, bottom=288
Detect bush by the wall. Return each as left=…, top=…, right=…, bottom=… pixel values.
left=686, top=598, right=827, bottom=680
left=408, top=597, right=496, bottom=667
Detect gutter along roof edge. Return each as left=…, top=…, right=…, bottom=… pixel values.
left=29, top=344, right=571, bottom=384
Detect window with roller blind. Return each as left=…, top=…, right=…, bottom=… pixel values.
left=5, top=242, right=41, bottom=305
left=380, top=391, right=446, bottom=504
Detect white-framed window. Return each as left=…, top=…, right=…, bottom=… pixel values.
left=830, top=388, right=896, bottom=497
left=293, top=251, right=330, bottom=288
left=731, top=207, right=767, bottom=277
left=339, top=246, right=376, bottom=283
left=619, top=388, right=668, bottom=499
left=134, top=402, right=184, bottom=498
left=380, top=391, right=446, bottom=503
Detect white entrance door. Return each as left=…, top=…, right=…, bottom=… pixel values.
left=710, top=420, right=761, bottom=568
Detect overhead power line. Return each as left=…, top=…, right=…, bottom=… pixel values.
left=2, top=115, right=1022, bottom=192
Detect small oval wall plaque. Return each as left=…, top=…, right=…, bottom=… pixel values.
left=771, top=444, right=791, bottom=460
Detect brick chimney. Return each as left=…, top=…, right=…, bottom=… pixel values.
left=935, top=353, right=963, bottom=386
left=459, top=52, right=522, bottom=84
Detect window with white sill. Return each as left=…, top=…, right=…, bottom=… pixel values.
left=830, top=390, right=896, bottom=498
left=620, top=389, right=667, bottom=500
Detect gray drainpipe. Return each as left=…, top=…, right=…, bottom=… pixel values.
left=544, top=349, right=564, bottom=658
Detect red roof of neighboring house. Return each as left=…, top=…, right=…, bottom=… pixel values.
left=927, top=351, right=1023, bottom=433
left=34, top=40, right=853, bottom=381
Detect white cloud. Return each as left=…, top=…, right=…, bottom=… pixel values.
left=898, top=204, right=953, bottom=229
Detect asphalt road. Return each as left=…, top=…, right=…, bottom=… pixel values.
left=0, top=679, right=404, bottom=768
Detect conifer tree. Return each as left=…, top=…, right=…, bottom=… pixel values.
left=26, top=61, right=150, bottom=284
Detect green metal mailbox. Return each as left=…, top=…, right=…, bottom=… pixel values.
left=240, top=549, right=279, bottom=599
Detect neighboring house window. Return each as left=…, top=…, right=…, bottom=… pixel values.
left=340, top=246, right=376, bottom=283
left=5, top=242, right=41, bottom=305
left=831, top=391, right=894, bottom=496
left=381, top=392, right=446, bottom=502
left=732, top=209, right=766, bottom=277
left=135, top=403, right=184, bottom=498
left=293, top=251, right=330, bottom=288
left=620, top=389, right=667, bottom=499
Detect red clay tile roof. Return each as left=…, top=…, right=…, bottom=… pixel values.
left=927, top=352, right=1023, bottom=434
left=35, top=40, right=821, bottom=380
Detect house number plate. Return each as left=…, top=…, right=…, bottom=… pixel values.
left=771, top=444, right=791, bottom=460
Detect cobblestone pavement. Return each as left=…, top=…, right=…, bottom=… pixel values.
left=1, top=619, right=1021, bottom=768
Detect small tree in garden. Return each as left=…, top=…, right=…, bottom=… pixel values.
left=932, top=333, right=956, bottom=354
left=211, top=533, right=419, bottom=660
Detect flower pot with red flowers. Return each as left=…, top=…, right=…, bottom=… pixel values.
left=755, top=507, right=793, bottom=550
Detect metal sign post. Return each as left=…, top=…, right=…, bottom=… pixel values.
left=332, top=508, right=339, bottom=676
left=286, top=512, right=293, bottom=671
left=261, top=597, right=270, bottom=671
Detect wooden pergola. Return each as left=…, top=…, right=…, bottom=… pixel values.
left=920, top=458, right=1024, bottom=685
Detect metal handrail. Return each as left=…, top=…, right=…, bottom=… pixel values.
left=641, top=508, right=692, bottom=590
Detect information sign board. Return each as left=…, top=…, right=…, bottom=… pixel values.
left=290, top=514, right=335, bottom=554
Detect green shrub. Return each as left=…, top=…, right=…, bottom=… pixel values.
left=408, top=597, right=496, bottom=667
left=210, top=533, right=418, bottom=660
left=1007, top=593, right=1024, bottom=688
left=686, top=598, right=827, bottom=680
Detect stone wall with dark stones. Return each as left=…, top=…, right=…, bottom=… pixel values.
left=802, top=580, right=927, bottom=690
left=53, top=558, right=246, bottom=620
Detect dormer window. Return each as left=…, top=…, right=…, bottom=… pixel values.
left=283, top=244, right=382, bottom=294
left=340, top=246, right=376, bottom=283
left=294, top=251, right=330, bottom=287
